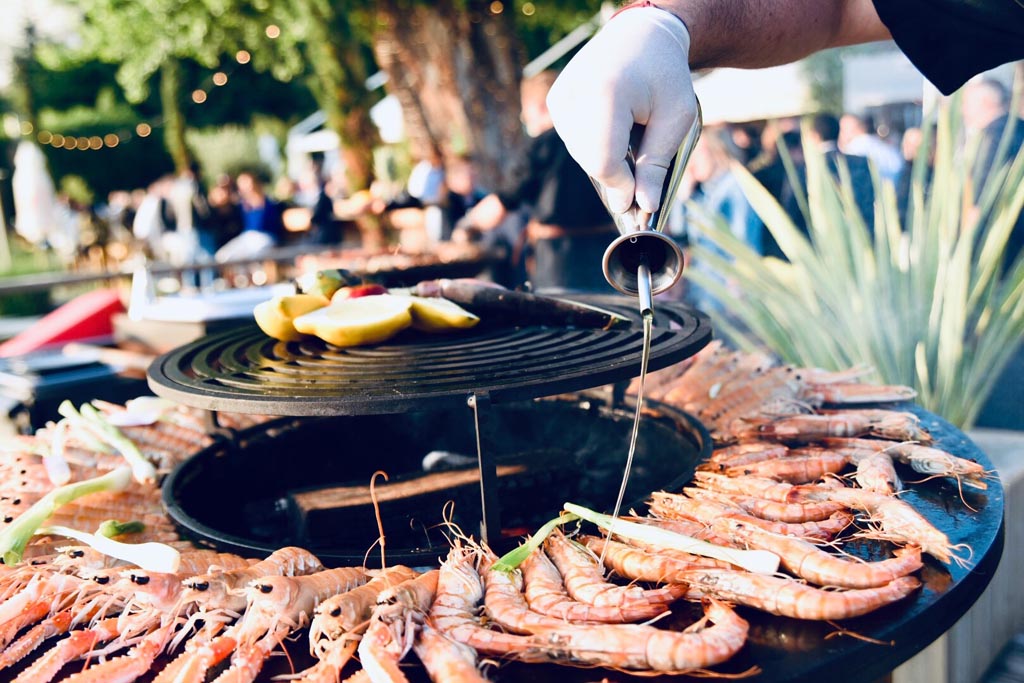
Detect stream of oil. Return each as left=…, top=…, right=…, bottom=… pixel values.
left=599, top=308, right=654, bottom=568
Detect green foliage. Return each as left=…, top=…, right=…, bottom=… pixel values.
left=0, top=244, right=58, bottom=317
left=185, top=125, right=263, bottom=182
left=686, top=102, right=1024, bottom=429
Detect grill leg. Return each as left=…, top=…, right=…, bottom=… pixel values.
left=468, top=392, right=501, bottom=545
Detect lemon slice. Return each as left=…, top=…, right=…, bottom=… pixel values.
left=400, top=296, right=480, bottom=332
left=254, top=294, right=329, bottom=341
left=293, top=295, right=414, bottom=347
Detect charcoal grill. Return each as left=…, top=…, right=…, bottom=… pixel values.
left=148, top=296, right=712, bottom=544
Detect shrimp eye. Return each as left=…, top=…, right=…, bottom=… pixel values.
left=258, top=584, right=274, bottom=594
left=131, top=574, right=150, bottom=585
left=94, top=576, right=110, bottom=585
left=329, top=607, right=341, bottom=617
left=191, top=581, right=209, bottom=591
left=69, top=549, right=85, bottom=558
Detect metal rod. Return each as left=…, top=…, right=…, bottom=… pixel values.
left=637, top=257, right=653, bottom=317
left=468, top=392, right=501, bottom=545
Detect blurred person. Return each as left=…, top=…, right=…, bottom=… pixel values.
left=839, top=113, right=904, bottom=182
left=214, top=170, right=284, bottom=262
left=454, top=70, right=616, bottom=293
left=165, top=161, right=214, bottom=266
left=684, top=128, right=763, bottom=253
left=303, top=155, right=341, bottom=245
left=728, top=124, right=762, bottom=165
left=207, top=174, right=243, bottom=249
left=132, top=176, right=174, bottom=259
left=443, top=154, right=487, bottom=235
left=677, top=128, right=763, bottom=312
left=895, top=127, right=931, bottom=224
left=806, top=113, right=875, bottom=228
left=963, top=78, right=1024, bottom=194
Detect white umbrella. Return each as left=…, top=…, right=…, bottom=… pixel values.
left=11, top=140, right=57, bottom=246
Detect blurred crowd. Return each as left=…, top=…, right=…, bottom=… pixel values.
left=10, top=74, right=1022, bottom=306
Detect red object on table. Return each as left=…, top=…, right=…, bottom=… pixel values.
left=0, top=288, right=125, bottom=358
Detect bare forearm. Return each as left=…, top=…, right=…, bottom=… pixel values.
left=658, top=0, right=890, bottom=69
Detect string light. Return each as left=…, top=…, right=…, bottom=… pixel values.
left=522, top=2, right=535, bottom=15
left=490, top=1, right=503, bottom=13
left=136, top=123, right=152, bottom=137
left=213, top=72, right=228, bottom=86
left=265, top=24, right=281, bottom=39
left=192, top=89, right=208, bottom=104
left=104, top=134, right=120, bottom=147
left=37, top=131, right=52, bottom=144
left=19, top=121, right=33, bottom=135
left=235, top=50, right=251, bottom=64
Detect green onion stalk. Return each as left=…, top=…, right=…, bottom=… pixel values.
left=492, top=502, right=780, bottom=576
left=58, top=401, right=157, bottom=484
left=0, top=467, right=133, bottom=566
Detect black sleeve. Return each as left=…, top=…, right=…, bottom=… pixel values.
left=872, top=0, right=1024, bottom=95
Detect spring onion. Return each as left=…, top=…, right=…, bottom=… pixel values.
left=564, top=503, right=780, bottom=575
left=37, top=522, right=180, bottom=574
left=44, top=421, right=73, bottom=486
left=491, top=512, right=579, bottom=572
left=107, top=397, right=178, bottom=427
left=53, top=407, right=111, bottom=455
left=59, top=401, right=157, bottom=484
left=0, top=466, right=132, bottom=566
left=97, top=519, right=146, bottom=537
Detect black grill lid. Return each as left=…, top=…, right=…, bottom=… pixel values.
left=147, top=297, right=711, bottom=416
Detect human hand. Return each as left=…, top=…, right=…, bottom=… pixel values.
left=547, top=6, right=697, bottom=215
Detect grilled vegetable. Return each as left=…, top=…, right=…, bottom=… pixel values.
left=254, top=294, right=329, bottom=341
left=293, top=295, right=414, bottom=347
left=411, top=279, right=629, bottom=329
left=295, top=268, right=363, bottom=300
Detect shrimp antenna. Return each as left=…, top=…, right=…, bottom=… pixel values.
left=370, top=470, right=390, bottom=571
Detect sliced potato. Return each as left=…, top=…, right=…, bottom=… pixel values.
left=254, top=294, right=329, bottom=341
left=293, top=294, right=414, bottom=347
left=401, top=296, right=480, bottom=333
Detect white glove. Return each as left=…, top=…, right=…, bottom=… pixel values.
left=547, top=6, right=697, bottom=215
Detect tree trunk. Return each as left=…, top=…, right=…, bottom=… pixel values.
left=159, top=59, right=189, bottom=173
left=373, top=0, right=525, bottom=190
left=300, top=0, right=379, bottom=194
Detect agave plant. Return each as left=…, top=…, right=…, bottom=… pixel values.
left=685, top=99, right=1024, bottom=429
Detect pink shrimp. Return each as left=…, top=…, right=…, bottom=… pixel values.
left=685, top=485, right=845, bottom=523
left=693, top=471, right=798, bottom=502
left=13, top=617, right=122, bottom=683
left=428, top=544, right=545, bottom=658
left=413, top=623, right=488, bottom=683
left=59, top=622, right=175, bottom=683
left=521, top=547, right=673, bottom=623
left=679, top=568, right=922, bottom=620
left=800, top=382, right=917, bottom=405
left=210, top=567, right=367, bottom=682
left=712, top=518, right=923, bottom=588
left=543, top=531, right=688, bottom=608
left=528, top=598, right=748, bottom=673
left=356, top=570, right=438, bottom=683
left=724, top=451, right=851, bottom=483
left=581, top=535, right=724, bottom=583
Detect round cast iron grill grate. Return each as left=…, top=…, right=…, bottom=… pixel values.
left=147, top=297, right=711, bottom=415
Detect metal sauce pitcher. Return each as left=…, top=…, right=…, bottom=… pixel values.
left=595, top=99, right=703, bottom=314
